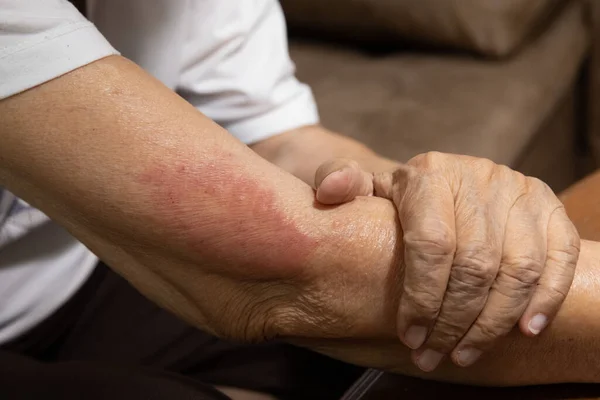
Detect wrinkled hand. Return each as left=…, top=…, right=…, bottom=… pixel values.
left=315, top=152, right=580, bottom=371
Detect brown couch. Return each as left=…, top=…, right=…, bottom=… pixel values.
left=281, top=0, right=592, bottom=192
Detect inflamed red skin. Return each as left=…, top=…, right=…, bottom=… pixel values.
left=136, top=158, right=320, bottom=281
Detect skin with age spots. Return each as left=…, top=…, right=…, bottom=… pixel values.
left=137, top=160, right=319, bottom=281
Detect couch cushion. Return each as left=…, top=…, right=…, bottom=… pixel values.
left=289, top=1, right=587, bottom=167
left=282, top=0, right=566, bottom=57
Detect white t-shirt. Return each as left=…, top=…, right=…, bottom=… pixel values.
left=0, top=0, right=319, bottom=344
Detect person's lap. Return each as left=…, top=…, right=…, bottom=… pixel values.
left=0, top=262, right=364, bottom=399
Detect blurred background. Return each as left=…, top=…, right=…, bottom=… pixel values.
left=279, top=0, right=595, bottom=193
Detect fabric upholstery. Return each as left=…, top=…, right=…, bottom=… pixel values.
left=281, top=0, right=566, bottom=57
left=290, top=1, right=587, bottom=188
left=586, top=0, right=600, bottom=165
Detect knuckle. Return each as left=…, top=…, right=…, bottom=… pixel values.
left=471, top=315, right=512, bottom=345
left=527, top=176, right=551, bottom=193
left=498, top=256, right=543, bottom=290
left=462, top=156, right=496, bottom=180
left=548, top=240, right=580, bottom=266
left=404, top=230, right=456, bottom=258
left=526, top=177, right=558, bottom=206
left=451, top=248, right=497, bottom=288
left=568, top=231, right=582, bottom=254
left=548, top=208, right=581, bottom=265
left=498, top=164, right=527, bottom=187
left=503, top=254, right=544, bottom=286
left=403, top=286, right=442, bottom=318
left=427, top=305, right=486, bottom=352
left=472, top=157, right=496, bottom=172
left=426, top=325, right=464, bottom=351
left=497, top=163, right=519, bottom=177
left=409, top=151, right=445, bottom=169
left=540, top=283, right=569, bottom=306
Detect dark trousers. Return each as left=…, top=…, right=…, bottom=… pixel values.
left=0, top=262, right=363, bottom=399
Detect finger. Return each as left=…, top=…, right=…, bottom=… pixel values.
left=373, top=164, right=412, bottom=200
left=395, top=172, right=457, bottom=355
left=315, top=158, right=374, bottom=204
left=451, top=193, right=545, bottom=367
left=518, top=206, right=579, bottom=337
left=413, top=187, right=503, bottom=372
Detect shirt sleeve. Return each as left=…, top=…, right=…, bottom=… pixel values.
left=177, top=0, right=319, bottom=144
left=0, top=0, right=119, bottom=100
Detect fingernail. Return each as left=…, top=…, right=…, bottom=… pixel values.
left=416, top=349, right=444, bottom=372
left=456, top=347, right=482, bottom=367
left=404, top=325, right=427, bottom=349
left=528, top=314, right=548, bottom=335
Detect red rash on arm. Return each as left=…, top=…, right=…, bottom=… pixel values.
left=136, top=158, right=320, bottom=280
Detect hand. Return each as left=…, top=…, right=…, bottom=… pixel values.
left=314, top=152, right=580, bottom=371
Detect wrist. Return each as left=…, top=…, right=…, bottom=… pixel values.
left=273, top=196, right=402, bottom=340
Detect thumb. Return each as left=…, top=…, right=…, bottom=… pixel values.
left=315, top=158, right=374, bottom=205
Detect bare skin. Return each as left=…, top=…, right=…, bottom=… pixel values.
left=0, top=55, right=595, bottom=385
left=255, top=127, right=580, bottom=370
left=294, top=237, right=600, bottom=387
left=250, top=125, right=400, bottom=182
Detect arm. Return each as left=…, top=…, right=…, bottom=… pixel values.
left=250, top=124, right=399, bottom=185
left=250, top=129, right=595, bottom=384
left=252, top=123, right=581, bottom=374
left=326, top=240, right=600, bottom=387
left=0, top=55, right=350, bottom=340
left=289, top=205, right=600, bottom=386
left=230, top=126, right=594, bottom=385
left=1, top=55, right=599, bottom=386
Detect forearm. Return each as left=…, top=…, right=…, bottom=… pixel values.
left=0, top=56, right=334, bottom=338
left=250, top=125, right=600, bottom=385
left=0, top=55, right=319, bottom=263
left=291, top=194, right=600, bottom=385
left=250, top=125, right=400, bottom=185
left=253, top=130, right=600, bottom=384
left=4, top=55, right=599, bottom=386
